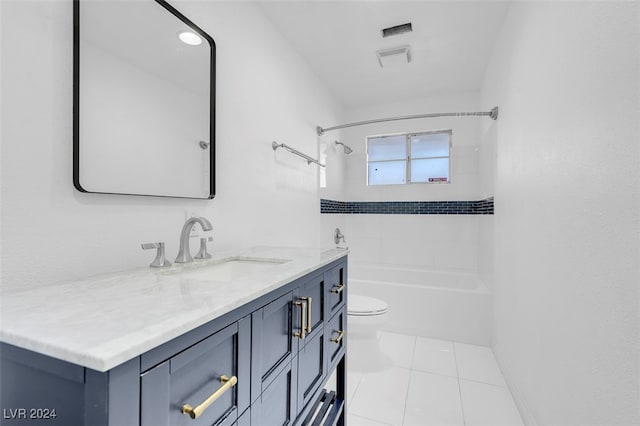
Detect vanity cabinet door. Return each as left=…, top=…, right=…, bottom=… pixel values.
left=326, top=262, right=347, bottom=319
left=140, top=318, right=250, bottom=426
left=296, top=326, right=327, bottom=411
left=326, top=306, right=347, bottom=373
left=251, top=291, right=296, bottom=402
left=252, top=359, right=297, bottom=426
left=294, top=271, right=329, bottom=413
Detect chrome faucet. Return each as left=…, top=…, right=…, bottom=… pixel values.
left=175, top=217, right=213, bottom=263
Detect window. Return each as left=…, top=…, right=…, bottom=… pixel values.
left=367, top=130, right=451, bottom=186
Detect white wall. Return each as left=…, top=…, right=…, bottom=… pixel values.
left=337, top=92, right=486, bottom=272
left=0, top=0, right=342, bottom=291
left=319, top=130, right=347, bottom=250
left=478, top=102, right=497, bottom=288
left=482, top=2, right=639, bottom=424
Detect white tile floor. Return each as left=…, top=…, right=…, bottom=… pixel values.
left=345, top=332, right=524, bottom=426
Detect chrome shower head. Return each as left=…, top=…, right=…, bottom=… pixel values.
left=335, top=140, right=353, bottom=155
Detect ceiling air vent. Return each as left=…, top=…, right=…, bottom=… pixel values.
left=382, top=23, right=413, bottom=38
left=376, top=45, right=411, bottom=68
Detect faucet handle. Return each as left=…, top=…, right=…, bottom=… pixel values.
left=194, top=237, right=213, bottom=260
left=142, top=242, right=172, bottom=268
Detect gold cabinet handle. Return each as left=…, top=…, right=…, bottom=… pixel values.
left=181, top=375, right=238, bottom=420
left=303, top=296, right=312, bottom=333
left=330, top=284, right=345, bottom=294
left=293, top=300, right=307, bottom=339
left=330, top=330, right=344, bottom=344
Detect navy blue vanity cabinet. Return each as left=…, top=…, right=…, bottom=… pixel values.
left=326, top=262, right=347, bottom=319
left=236, top=409, right=251, bottom=426
left=250, top=259, right=347, bottom=426
left=140, top=319, right=251, bottom=426
left=293, top=262, right=347, bottom=426
left=294, top=271, right=328, bottom=411
left=0, top=343, right=141, bottom=426
left=1, top=344, right=92, bottom=426
left=298, top=271, right=326, bottom=334
left=251, top=358, right=297, bottom=426
left=250, top=272, right=328, bottom=424
left=250, top=291, right=298, bottom=414
left=0, top=256, right=348, bottom=426
left=326, top=306, right=347, bottom=374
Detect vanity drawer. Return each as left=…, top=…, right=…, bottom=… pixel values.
left=326, top=262, right=347, bottom=318
left=140, top=319, right=250, bottom=426
left=326, top=306, right=346, bottom=373
left=297, top=326, right=327, bottom=411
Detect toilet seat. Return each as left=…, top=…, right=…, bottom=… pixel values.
left=348, top=294, right=388, bottom=316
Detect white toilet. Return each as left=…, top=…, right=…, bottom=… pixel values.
left=347, top=294, right=391, bottom=371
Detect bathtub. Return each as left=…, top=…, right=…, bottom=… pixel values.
left=348, top=263, right=491, bottom=346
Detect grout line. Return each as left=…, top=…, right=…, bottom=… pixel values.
left=408, top=335, right=417, bottom=370
left=458, top=377, right=508, bottom=388
left=349, top=413, right=393, bottom=426
left=409, top=368, right=460, bottom=380
left=452, top=342, right=467, bottom=426
left=399, top=335, right=418, bottom=426
left=347, top=374, right=364, bottom=410
left=401, top=369, right=413, bottom=426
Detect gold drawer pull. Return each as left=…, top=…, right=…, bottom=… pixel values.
left=294, top=300, right=307, bottom=339
left=330, top=330, right=344, bottom=344
left=330, top=284, right=345, bottom=294
left=181, top=375, right=238, bottom=420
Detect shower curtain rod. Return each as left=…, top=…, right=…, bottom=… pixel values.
left=316, top=106, right=499, bottom=136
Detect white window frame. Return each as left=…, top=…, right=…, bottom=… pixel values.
left=366, top=129, right=452, bottom=186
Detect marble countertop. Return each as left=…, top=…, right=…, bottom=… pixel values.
left=0, top=246, right=347, bottom=372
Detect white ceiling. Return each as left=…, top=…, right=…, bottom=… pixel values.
left=258, top=1, right=511, bottom=108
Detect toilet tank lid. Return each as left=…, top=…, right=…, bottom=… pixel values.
left=348, top=294, right=389, bottom=316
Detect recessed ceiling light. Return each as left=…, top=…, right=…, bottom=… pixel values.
left=178, top=31, right=202, bottom=46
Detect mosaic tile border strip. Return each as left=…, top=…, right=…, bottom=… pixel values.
left=320, top=197, right=494, bottom=215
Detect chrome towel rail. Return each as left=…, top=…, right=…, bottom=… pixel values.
left=272, top=141, right=326, bottom=168
left=316, top=106, right=499, bottom=135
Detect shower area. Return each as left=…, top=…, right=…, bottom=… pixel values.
left=318, top=93, right=515, bottom=425
left=320, top=93, right=496, bottom=347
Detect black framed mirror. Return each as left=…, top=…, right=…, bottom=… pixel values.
left=73, top=0, right=215, bottom=199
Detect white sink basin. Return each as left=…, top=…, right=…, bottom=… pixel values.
left=169, top=257, right=290, bottom=282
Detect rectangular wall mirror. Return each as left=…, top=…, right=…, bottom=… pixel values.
left=73, top=0, right=215, bottom=199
